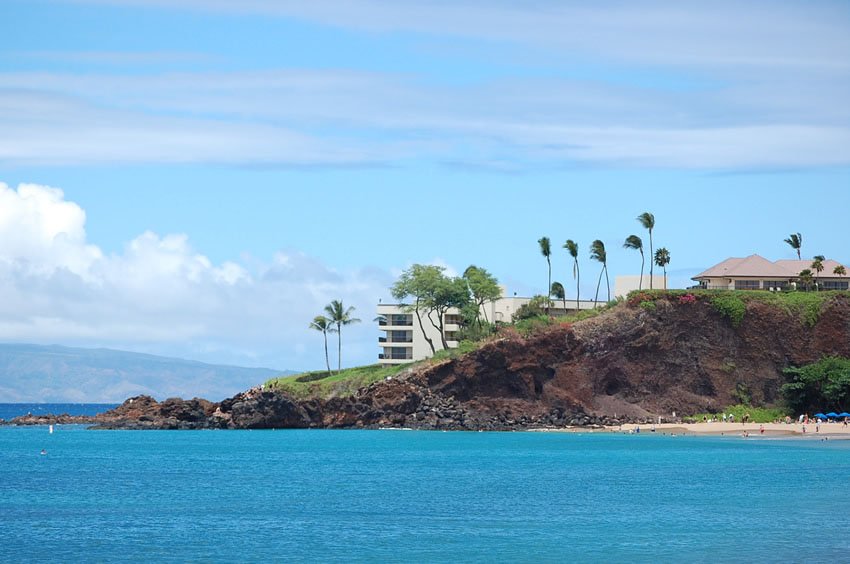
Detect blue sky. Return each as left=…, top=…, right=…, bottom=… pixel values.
left=0, top=0, right=848, bottom=376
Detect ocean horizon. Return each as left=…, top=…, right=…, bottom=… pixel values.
left=2, top=426, right=849, bottom=562
left=0, top=403, right=119, bottom=421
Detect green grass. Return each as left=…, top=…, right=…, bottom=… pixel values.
left=265, top=363, right=409, bottom=400
left=690, top=404, right=790, bottom=423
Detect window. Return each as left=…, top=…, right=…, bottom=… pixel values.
left=444, top=314, right=462, bottom=325
left=389, top=347, right=412, bottom=360
left=390, top=330, right=412, bottom=343
left=822, top=281, right=849, bottom=291
left=764, top=280, right=788, bottom=291
left=390, top=314, right=413, bottom=326
left=734, top=280, right=760, bottom=290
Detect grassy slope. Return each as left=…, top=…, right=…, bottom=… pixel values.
left=266, top=363, right=409, bottom=400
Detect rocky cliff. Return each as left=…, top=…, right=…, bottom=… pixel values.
left=10, top=292, right=849, bottom=430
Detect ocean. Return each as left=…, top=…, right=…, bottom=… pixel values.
left=2, top=424, right=849, bottom=562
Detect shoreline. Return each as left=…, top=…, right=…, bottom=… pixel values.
left=607, top=421, right=850, bottom=438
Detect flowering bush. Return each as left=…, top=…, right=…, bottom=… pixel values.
left=627, top=291, right=654, bottom=307
left=678, top=293, right=697, bottom=305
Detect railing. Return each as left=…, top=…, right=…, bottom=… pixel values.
left=378, top=337, right=387, bottom=343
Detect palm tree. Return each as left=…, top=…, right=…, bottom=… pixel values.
left=623, top=234, right=644, bottom=290
left=811, top=255, right=825, bottom=291
left=784, top=232, right=803, bottom=260
left=309, top=315, right=335, bottom=377
left=590, top=240, right=609, bottom=307
left=798, top=269, right=814, bottom=291
left=538, top=237, right=552, bottom=314
left=654, top=247, right=671, bottom=289
left=324, top=300, right=360, bottom=373
left=637, top=212, right=655, bottom=289
left=834, top=265, right=847, bottom=277
left=551, top=281, right=566, bottom=313
left=564, top=239, right=580, bottom=311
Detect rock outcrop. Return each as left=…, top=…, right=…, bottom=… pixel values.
left=8, top=293, right=850, bottom=431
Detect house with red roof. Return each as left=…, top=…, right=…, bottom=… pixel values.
left=692, top=254, right=848, bottom=291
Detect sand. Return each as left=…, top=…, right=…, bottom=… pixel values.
left=611, top=421, right=850, bottom=438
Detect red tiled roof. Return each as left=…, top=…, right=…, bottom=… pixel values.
left=694, top=254, right=848, bottom=280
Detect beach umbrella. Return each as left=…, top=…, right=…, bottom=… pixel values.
left=826, top=412, right=839, bottom=418
left=838, top=412, right=850, bottom=418
left=814, top=413, right=827, bottom=419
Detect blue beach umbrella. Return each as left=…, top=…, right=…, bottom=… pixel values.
left=814, top=413, right=827, bottom=419
left=826, top=412, right=839, bottom=418
left=838, top=412, right=850, bottom=418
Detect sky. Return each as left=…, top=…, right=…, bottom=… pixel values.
left=0, top=0, right=848, bottom=373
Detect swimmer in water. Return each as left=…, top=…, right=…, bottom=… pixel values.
left=40, top=449, right=47, bottom=455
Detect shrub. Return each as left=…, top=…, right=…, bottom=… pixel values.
left=710, top=293, right=746, bottom=327
left=678, top=293, right=697, bottom=305
left=639, top=300, right=656, bottom=312
left=782, top=356, right=850, bottom=414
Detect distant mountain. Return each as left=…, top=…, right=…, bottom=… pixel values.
left=0, top=344, right=294, bottom=402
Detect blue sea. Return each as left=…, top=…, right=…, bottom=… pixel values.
left=2, top=424, right=849, bottom=562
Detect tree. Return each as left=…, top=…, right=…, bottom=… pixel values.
left=551, top=281, right=566, bottom=312
left=637, top=212, right=655, bottom=289
left=391, top=264, right=470, bottom=352
left=835, top=265, right=847, bottom=277
left=654, top=247, right=671, bottom=290
left=462, top=265, right=501, bottom=326
left=538, top=237, right=552, bottom=314
left=623, top=234, right=644, bottom=290
left=798, top=268, right=814, bottom=291
left=784, top=232, right=803, bottom=260
left=811, top=255, right=825, bottom=291
left=564, top=239, right=580, bottom=311
left=309, top=315, right=335, bottom=377
left=590, top=239, right=609, bottom=307
left=324, top=300, right=360, bottom=373
left=782, top=357, right=850, bottom=414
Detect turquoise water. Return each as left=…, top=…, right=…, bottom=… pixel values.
left=2, top=427, right=849, bottom=562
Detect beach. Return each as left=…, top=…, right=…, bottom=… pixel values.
left=613, top=421, right=850, bottom=438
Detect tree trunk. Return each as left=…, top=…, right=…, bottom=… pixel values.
left=413, top=300, right=436, bottom=355
left=575, top=261, right=580, bottom=312
left=605, top=265, right=610, bottom=302
left=427, top=308, right=449, bottom=350
left=648, top=230, right=654, bottom=289
left=323, top=332, right=331, bottom=376
left=546, top=259, right=551, bottom=315
left=337, top=323, right=342, bottom=373
left=594, top=268, right=604, bottom=308
left=639, top=252, right=644, bottom=291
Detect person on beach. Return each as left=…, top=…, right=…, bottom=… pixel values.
left=759, top=425, right=764, bottom=435
left=722, top=413, right=727, bottom=423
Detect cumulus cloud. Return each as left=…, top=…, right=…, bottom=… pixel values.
left=0, top=182, right=392, bottom=370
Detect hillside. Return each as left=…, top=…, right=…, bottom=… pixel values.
left=0, top=344, right=291, bottom=402
left=70, top=290, right=850, bottom=430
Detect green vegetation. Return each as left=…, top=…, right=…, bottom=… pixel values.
left=308, top=315, right=334, bottom=377
left=637, top=211, right=655, bottom=288
left=623, top=234, right=644, bottom=290
left=638, top=300, right=656, bottom=312
left=563, top=239, right=580, bottom=310
left=625, top=288, right=844, bottom=329
left=462, top=265, right=501, bottom=327
left=590, top=239, right=609, bottom=306
left=781, top=356, right=850, bottom=414
left=710, top=293, right=746, bottom=327
left=691, top=404, right=789, bottom=423
left=266, top=363, right=409, bottom=400
left=784, top=232, right=803, bottom=260
left=538, top=236, right=552, bottom=313
left=323, top=300, right=360, bottom=373
left=654, top=247, right=670, bottom=289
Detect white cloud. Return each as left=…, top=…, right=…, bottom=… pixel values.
left=0, top=182, right=392, bottom=370
left=5, top=1, right=849, bottom=169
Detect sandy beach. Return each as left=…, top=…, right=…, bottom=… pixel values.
left=611, top=421, right=850, bottom=438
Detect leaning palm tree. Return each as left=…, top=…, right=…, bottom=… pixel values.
left=811, top=255, right=825, bottom=291
left=564, top=239, right=580, bottom=311
left=324, top=300, right=360, bottom=373
left=538, top=237, right=552, bottom=314
left=784, top=232, right=803, bottom=260
left=551, top=281, right=566, bottom=313
left=623, top=234, right=644, bottom=290
left=834, top=265, right=847, bottom=277
left=590, top=240, right=609, bottom=307
left=637, top=212, right=655, bottom=289
left=654, top=247, right=671, bottom=290
left=309, top=315, right=335, bottom=377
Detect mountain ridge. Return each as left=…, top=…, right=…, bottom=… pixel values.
left=0, top=343, right=293, bottom=403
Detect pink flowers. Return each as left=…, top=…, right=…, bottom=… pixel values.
left=679, top=293, right=697, bottom=305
